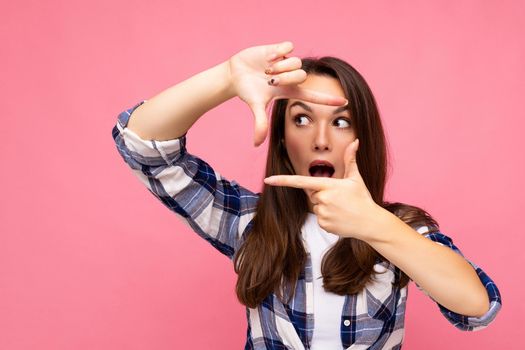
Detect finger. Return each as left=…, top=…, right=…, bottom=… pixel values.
left=303, top=188, right=319, bottom=205
left=312, top=203, right=321, bottom=216
left=263, top=175, right=330, bottom=190
left=304, top=188, right=317, bottom=202
left=310, top=191, right=323, bottom=206
left=267, top=69, right=307, bottom=86
left=266, top=41, right=294, bottom=61
left=265, top=56, right=302, bottom=75
left=286, top=86, right=348, bottom=107
left=343, top=138, right=360, bottom=178
left=249, top=102, right=269, bottom=147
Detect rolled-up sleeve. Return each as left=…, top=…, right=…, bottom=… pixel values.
left=419, top=230, right=502, bottom=331
left=111, top=100, right=259, bottom=259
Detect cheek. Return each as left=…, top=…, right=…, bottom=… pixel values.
left=285, top=135, right=306, bottom=169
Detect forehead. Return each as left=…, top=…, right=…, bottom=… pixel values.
left=287, top=100, right=350, bottom=115
left=287, top=74, right=348, bottom=114
left=297, top=74, right=345, bottom=96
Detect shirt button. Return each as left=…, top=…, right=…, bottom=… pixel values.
left=343, top=319, right=350, bottom=327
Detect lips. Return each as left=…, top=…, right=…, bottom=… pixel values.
left=308, top=160, right=335, bottom=177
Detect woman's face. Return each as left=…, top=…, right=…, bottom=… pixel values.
left=284, top=73, right=356, bottom=187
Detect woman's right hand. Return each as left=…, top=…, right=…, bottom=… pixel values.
left=228, top=41, right=348, bottom=146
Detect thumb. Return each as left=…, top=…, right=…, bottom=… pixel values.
left=343, top=138, right=360, bottom=178
left=250, top=102, right=269, bottom=147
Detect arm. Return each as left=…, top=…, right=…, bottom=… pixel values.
left=113, top=41, right=348, bottom=255
left=263, top=141, right=501, bottom=329
left=126, top=41, right=347, bottom=145
left=366, top=208, right=501, bottom=329
left=368, top=209, right=489, bottom=316
left=126, top=60, right=236, bottom=141
left=113, top=101, right=259, bottom=257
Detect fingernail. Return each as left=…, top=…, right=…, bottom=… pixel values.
left=343, top=99, right=349, bottom=106
left=264, top=177, right=275, bottom=184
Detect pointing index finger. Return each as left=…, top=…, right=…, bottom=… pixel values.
left=264, top=175, right=330, bottom=191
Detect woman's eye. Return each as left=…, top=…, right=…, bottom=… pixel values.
left=333, top=118, right=351, bottom=128
left=293, top=114, right=310, bottom=126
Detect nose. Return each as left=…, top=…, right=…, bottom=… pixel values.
left=312, top=124, right=331, bottom=151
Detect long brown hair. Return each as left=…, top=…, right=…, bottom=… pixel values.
left=234, top=57, right=439, bottom=308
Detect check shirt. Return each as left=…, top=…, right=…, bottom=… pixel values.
left=112, top=100, right=502, bottom=349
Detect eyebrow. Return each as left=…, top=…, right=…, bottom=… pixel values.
left=289, top=101, right=349, bottom=114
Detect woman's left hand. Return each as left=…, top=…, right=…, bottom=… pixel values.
left=263, top=138, right=386, bottom=241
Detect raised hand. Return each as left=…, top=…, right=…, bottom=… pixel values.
left=263, top=139, right=384, bottom=240
left=228, top=41, right=348, bottom=146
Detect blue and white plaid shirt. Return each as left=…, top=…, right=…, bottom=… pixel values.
left=112, top=100, right=501, bottom=349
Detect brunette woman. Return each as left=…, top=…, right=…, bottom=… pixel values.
left=112, top=41, right=501, bottom=349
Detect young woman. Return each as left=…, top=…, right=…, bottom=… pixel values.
left=112, top=41, right=501, bottom=349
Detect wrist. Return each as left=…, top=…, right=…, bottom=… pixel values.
left=361, top=205, right=399, bottom=245
left=218, top=60, right=237, bottom=101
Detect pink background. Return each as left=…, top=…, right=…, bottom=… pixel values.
left=1, top=0, right=523, bottom=349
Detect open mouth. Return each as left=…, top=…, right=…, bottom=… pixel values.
left=309, top=162, right=335, bottom=178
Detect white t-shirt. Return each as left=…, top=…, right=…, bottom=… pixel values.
left=302, top=213, right=346, bottom=349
